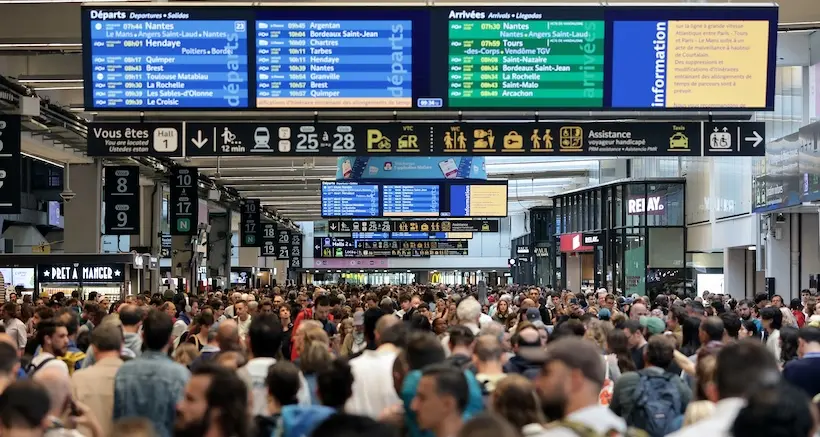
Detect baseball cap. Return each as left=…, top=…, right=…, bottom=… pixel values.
left=640, top=316, right=666, bottom=335
left=525, top=307, right=541, bottom=323
left=520, top=337, right=606, bottom=386
left=598, top=308, right=611, bottom=321
left=353, top=311, right=364, bottom=326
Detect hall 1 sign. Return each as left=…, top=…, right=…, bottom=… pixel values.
left=170, top=167, right=198, bottom=236
left=38, top=263, right=126, bottom=283
left=103, top=166, right=140, bottom=235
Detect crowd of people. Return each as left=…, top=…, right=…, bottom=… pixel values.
left=0, top=284, right=818, bottom=437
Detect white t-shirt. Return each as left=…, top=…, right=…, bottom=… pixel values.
left=29, top=352, right=69, bottom=376
left=345, top=348, right=401, bottom=418
left=239, top=357, right=312, bottom=416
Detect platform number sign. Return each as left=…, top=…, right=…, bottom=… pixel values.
left=261, top=223, right=277, bottom=257
left=0, top=115, right=21, bottom=214
left=240, top=199, right=261, bottom=247
left=170, top=167, right=198, bottom=236
left=289, top=233, right=302, bottom=268
left=275, top=230, right=291, bottom=260
left=104, top=166, right=140, bottom=235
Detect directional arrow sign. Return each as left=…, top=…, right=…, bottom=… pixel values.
left=191, top=130, right=209, bottom=149
left=702, top=122, right=766, bottom=157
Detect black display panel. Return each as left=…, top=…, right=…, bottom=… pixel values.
left=38, top=263, right=126, bottom=283
left=103, top=166, right=140, bottom=235
left=261, top=223, right=277, bottom=257
left=313, top=236, right=468, bottom=258
left=275, top=229, right=291, bottom=260
left=82, top=5, right=777, bottom=112
left=170, top=167, right=198, bottom=236
left=0, top=116, right=21, bottom=214
left=240, top=199, right=261, bottom=247
left=290, top=233, right=303, bottom=268
left=321, top=180, right=508, bottom=218
left=329, top=219, right=499, bottom=233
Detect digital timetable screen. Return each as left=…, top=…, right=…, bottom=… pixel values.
left=382, top=185, right=440, bottom=217
left=321, top=182, right=379, bottom=218
left=82, top=6, right=777, bottom=111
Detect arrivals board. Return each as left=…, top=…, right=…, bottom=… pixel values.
left=83, top=9, right=250, bottom=109
left=382, top=185, right=440, bottom=217
left=83, top=5, right=777, bottom=112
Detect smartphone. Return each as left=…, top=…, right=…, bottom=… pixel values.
left=439, top=158, right=458, bottom=178
left=68, top=398, right=81, bottom=417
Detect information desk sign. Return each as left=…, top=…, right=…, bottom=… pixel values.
left=103, top=166, right=140, bottom=235
left=240, top=199, right=261, bottom=247
left=0, top=115, right=21, bottom=214
left=170, top=167, right=199, bottom=236
left=261, top=223, right=277, bottom=257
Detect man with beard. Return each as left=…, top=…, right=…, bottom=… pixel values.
left=175, top=363, right=250, bottom=437
left=532, top=337, right=628, bottom=436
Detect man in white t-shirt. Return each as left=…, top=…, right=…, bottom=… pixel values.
left=346, top=312, right=404, bottom=418
left=27, top=318, right=69, bottom=376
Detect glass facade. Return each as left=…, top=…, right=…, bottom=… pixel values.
left=550, top=180, right=686, bottom=298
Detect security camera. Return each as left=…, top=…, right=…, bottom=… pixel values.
left=59, top=189, right=76, bottom=203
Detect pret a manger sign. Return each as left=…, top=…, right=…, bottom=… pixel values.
left=39, top=264, right=125, bottom=283
left=628, top=195, right=665, bottom=215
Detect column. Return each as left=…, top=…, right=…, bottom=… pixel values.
left=765, top=213, right=795, bottom=301
left=63, top=162, right=102, bottom=253
left=207, top=212, right=232, bottom=278
left=171, top=235, right=194, bottom=293
left=723, top=248, right=747, bottom=298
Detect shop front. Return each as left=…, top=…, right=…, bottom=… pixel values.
left=552, top=179, right=686, bottom=298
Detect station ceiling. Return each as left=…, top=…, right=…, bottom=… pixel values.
left=0, top=0, right=801, bottom=221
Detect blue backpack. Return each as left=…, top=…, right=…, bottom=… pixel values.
left=628, top=372, right=683, bottom=437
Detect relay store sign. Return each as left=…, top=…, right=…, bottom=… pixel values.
left=628, top=195, right=665, bottom=215
left=38, top=263, right=126, bottom=283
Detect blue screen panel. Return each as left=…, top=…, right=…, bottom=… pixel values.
left=321, top=182, right=379, bottom=217
left=382, top=185, right=440, bottom=217
left=85, top=10, right=250, bottom=109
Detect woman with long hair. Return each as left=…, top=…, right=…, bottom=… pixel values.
left=491, top=375, right=546, bottom=437
left=605, top=328, right=636, bottom=373
left=779, top=326, right=799, bottom=366
left=493, top=299, right=511, bottom=324
left=298, top=326, right=332, bottom=405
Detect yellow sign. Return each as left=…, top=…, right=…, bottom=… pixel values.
left=366, top=129, right=392, bottom=152
left=503, top=131, right=524, bottom=151
left=531, top=128, right=554, bottom=151
left=669, top=132, right=689, bottom=150
left=473, top=129, right=496, bottom=151
left=397, top=125, right=419, bottom=152
left=559, top=126, right=584, bottom=151
left=443, top=126, right=467, bottom=152
left=32, top=243, right=51, bottom=254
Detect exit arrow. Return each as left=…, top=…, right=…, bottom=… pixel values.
left=191, top=130, right=208, bottom=149
left=744, top=131, right=763, bottom=148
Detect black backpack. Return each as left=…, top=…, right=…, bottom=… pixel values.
left=627, top=372, right=684, bottom=437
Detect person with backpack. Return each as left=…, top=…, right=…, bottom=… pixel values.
left=610, top=336, right=692, bottom=437
left=26, top=319, right=70, bottom=377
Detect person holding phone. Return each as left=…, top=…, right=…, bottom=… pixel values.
left=32, top=366, right=104, bottom=437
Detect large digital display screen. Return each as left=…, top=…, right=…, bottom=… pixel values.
left=321, top=182, right=379, bottom=217
left=383, top=185, right=440, bottom=217
left=321, top=180, right=507, bottom=218
left=84, top=9, right=250, bottom=109
left=82, top=5, right=777, bottom=111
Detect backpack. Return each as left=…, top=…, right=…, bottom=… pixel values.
left=25, top=357, right=55, bottom=377
left=546, top=420, right=649, bottom=437
left=273, top=404, right=335, bottom=437
left=598, top=355, right=614, bottom=406
left=58, top=351, right=86, bottom=375
left=627, top=372, right=683, bottom=437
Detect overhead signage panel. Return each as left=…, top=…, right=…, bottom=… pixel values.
left=170, top=167, right=199, bottom=236
left=240, top=199, right=261, bottom=247
left=321, top=182, right=379, bottom=218
left=289, top=233, right=302, bottom=269
left=103, top=166, right=140, bottom=235
left=38, top=263, right=126, bottom=283
left=275, top=229, right=291, bottom=260
left=313, top=236, right=467, bottom=258
left=328, top=219, right=499, bottom=233
left=261, top=223, right=277, bottom=257
left=87, top=122, right=183, bottom=157
left=0, top=115, right=21, bottom=214
left=179, top=122, right=764, bottom=157
left=82, top=5, right=776, bottom=112
left=702, top=122, right=766, bottom=157
left=82, top=8, right=251, bottom=110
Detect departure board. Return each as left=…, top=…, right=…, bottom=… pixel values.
left=446, top=11, right=605, bottom=108
left=255, top=20, right=413, bottom=109
left=382, top=185, right=440, bottom=217
left=85, top=9, right=250, bottom=109
left=321, top=182, right=379, bottom=217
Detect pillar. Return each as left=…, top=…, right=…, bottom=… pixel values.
left=207, top=212, right=232, bottom=278
left=171, top=235, right=194, bottom=293
left=723, top=248, right=747, bottom=298
left=63, top=162, right=102, bottom=253
left=765, top=213, right=795, bottom=301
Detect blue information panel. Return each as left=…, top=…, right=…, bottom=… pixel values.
left=382, top=185, right=439, bottom=217
left=255, top=20, right=412, bottom=109
left=84, top=9, right=250, bottom=109
left=321, top=182, right=379, bottom=217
